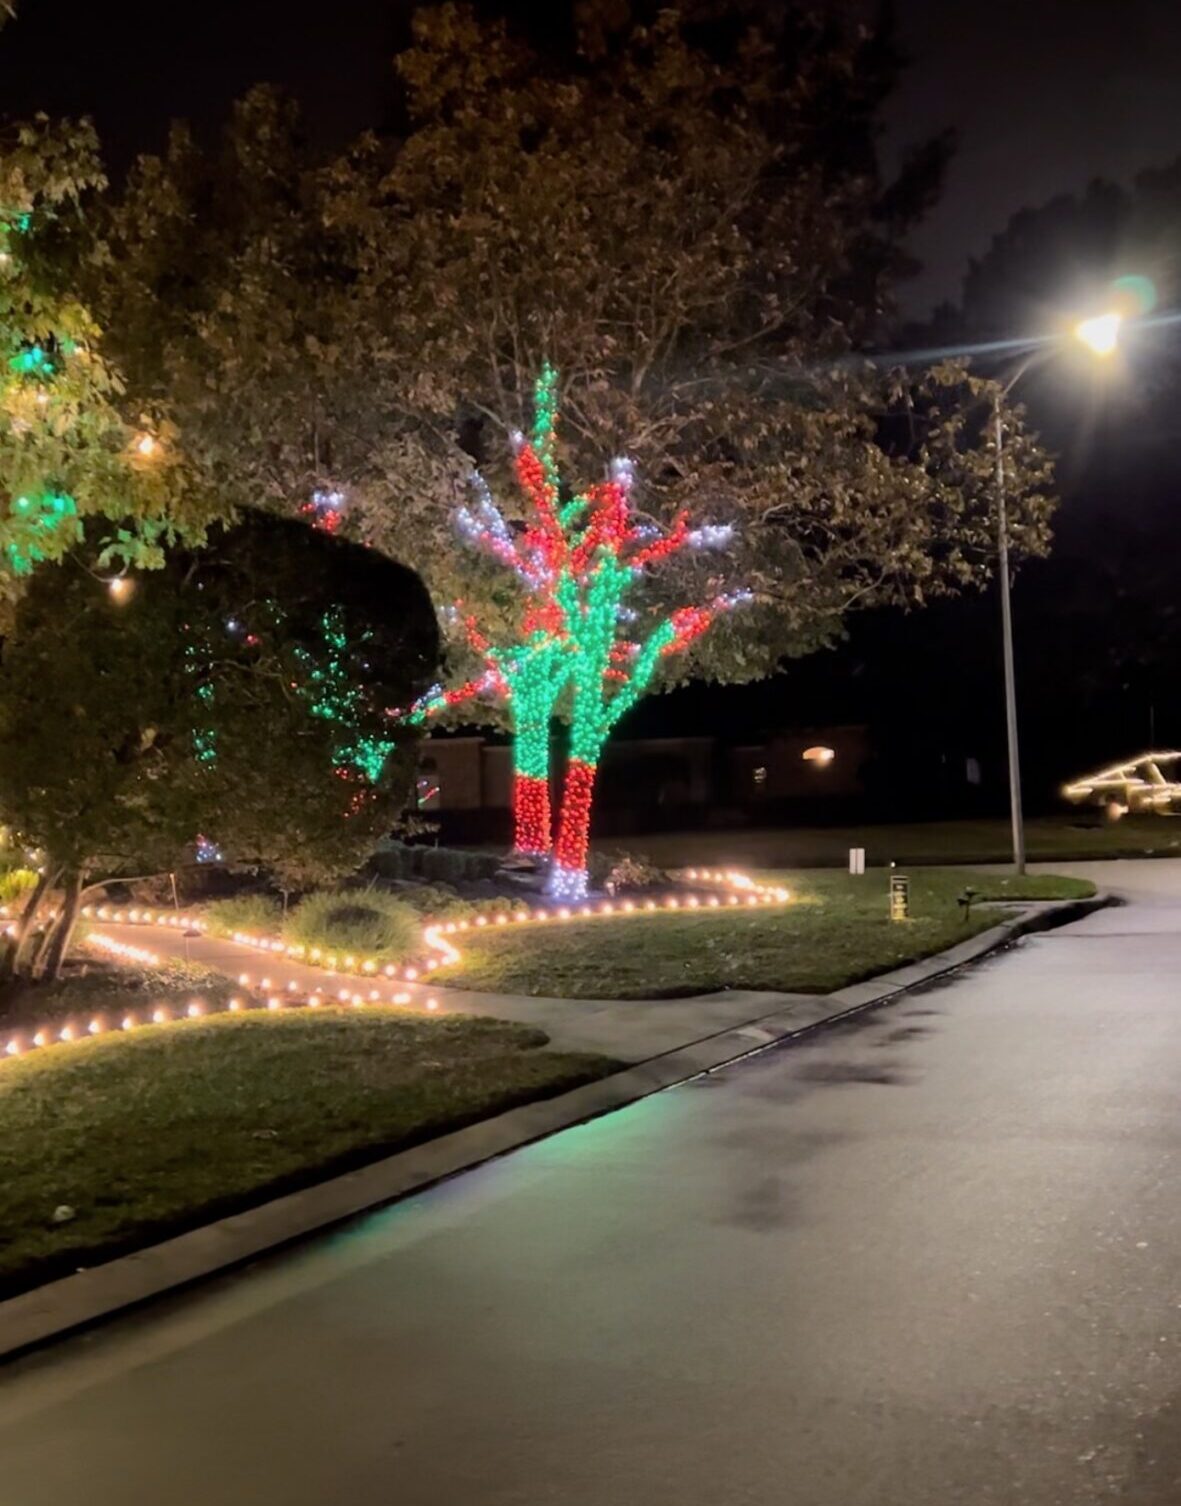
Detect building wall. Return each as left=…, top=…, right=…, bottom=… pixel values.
left=731, top=726, right=869, bottom=803
left=421, top=724, right=870, bottom=829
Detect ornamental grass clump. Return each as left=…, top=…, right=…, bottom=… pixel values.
left=202, top=894, right=283, bottom=938
left=282, top=887, right=421, bottom=961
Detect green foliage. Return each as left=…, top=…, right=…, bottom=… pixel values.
left=0, top=545, right=196, bottom=878
left=0, top=513, right=438, bottom=974
left=93, top=20, right=1054, bottom=705
left=201, top=894, right=282, bottom=939
left=281, top=887, right=422, bottom=961
left=369, top=838, right=501, bottom=885
left=0, top=118, right=216, bottom=612
left=391, top=884, right=524, bottom=921
left=0, top=867, right=37, bottom=905
left=176, top=512, right=438, bottom=890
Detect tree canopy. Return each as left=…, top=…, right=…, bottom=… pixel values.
left=0, top=116, right=214, bottom=613
left=89, top=2, right=1055, bottom=711
left=0, top=513, right=438, bottom=977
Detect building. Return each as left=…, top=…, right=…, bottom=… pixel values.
left=418, top=725, right=871, bottom=842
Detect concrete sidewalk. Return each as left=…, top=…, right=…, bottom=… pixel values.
left=95, top=918, right=819, bottom=1060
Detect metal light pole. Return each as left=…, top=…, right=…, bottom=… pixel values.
left=989, top=311, right=1121, bottom=874
left=992, top=387, right=1026, bottom=874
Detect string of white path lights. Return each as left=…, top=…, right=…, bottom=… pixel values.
left=0, top=868, right=790, bottom=1065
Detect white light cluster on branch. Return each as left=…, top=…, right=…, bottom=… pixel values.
left=686, top=524, right=734, bottom=550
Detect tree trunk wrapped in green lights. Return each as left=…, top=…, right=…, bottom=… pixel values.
left=405, top=364, right=583, bottom=857
left=414, top=368, right=745, bottom=897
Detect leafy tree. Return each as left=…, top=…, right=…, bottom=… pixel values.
left=92, top=89, right=395, bottom=550
left=180, top=513, right=438, bottom=892
left=369, top=2, right=1054, bottom=673
left=0, top=513, right=438, bottom=982
left=0, top=117, right=213, bottom=614
left=94, top=6, right=1054, bottom=716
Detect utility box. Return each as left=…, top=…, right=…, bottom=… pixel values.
left=849, top=847, right=866, bottom=875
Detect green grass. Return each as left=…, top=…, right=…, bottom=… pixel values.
left=0, top=1008, right=613, bottom=1298
left=432, top=867, right=1096, bottom=999
left=0, top=955, right=250, bottom=1030
left=626, top=814, right=1181, bottom=870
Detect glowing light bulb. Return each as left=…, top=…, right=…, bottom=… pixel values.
left=108, top=576, right=135, bottom=604
left=1075, top=310, right=1122, bottom=357
left=134, top=432, right=158, bottom=457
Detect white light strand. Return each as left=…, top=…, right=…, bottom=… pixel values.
left=61, top=867, right=792, bottom=1005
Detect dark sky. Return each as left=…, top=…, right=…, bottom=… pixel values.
left=4, top=0, right=1181, bottom=317
left=879, top=0, right=1181, bottom=314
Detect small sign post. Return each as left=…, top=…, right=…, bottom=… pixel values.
left=849, top=847, right=866, bottom=875
left=889, top=871, right=910, bottom=922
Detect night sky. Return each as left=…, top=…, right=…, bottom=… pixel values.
left=4, top=0, right=1181, bottom=316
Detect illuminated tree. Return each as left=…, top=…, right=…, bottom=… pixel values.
left=548, top=460, right=747, bottom=899
left=0, top=514, right=437, bottom=982
left=0, top=118, right=208, bottom=611
left=406, top=364, right=581, bottom=856
left=413, top=366, right=740, bottom=893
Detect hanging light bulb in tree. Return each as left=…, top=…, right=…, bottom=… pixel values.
left=108, top=575, right=135, bottom=604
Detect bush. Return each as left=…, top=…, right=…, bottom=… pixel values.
left=282, top=887, right=421, bottom=961
left=390, top=885, right=527, bottom=922
left=370, top=839, right=501, bottom=886
left=0, top=868, right=39, bottom=906
left=202, top=894, right=283, bottom=938
left=591, top=850, right=667, bottom=893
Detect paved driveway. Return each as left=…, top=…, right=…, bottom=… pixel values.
left=2, top=860, right=1180, bottom=1504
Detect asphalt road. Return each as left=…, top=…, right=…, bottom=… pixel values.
left=3, top=859, right=1181, bottom=1503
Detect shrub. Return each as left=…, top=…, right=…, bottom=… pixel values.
left=0, top=868, right=39, bottom=906
left=591, top=850, right=667, bottom=893
left=370, top=839, right=501, bottom=886
left=392, top=886, right=526, bottom=922
left=282, top=887, right=421, bottom=961
left=202, top=894, right=283, bottom=939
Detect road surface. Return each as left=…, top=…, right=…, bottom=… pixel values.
left=2, top=859, right=1180, bottom=1503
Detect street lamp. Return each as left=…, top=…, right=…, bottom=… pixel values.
left=992, top=308, right=1123, bottom=873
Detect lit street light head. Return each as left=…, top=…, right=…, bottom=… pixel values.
left=1074, top=311, right=1122, bottom=357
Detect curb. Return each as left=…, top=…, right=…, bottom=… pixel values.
left=0, top=890, right=1112, bottom=1361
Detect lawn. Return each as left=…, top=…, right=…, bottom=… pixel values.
left=0, top=1008, right=613, bottom=1298
left=626, top=814, right=1181, bottom=870
left=432, top=867, right=1096, bottom=999
left=0, top=953, right=246, bottom=1031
